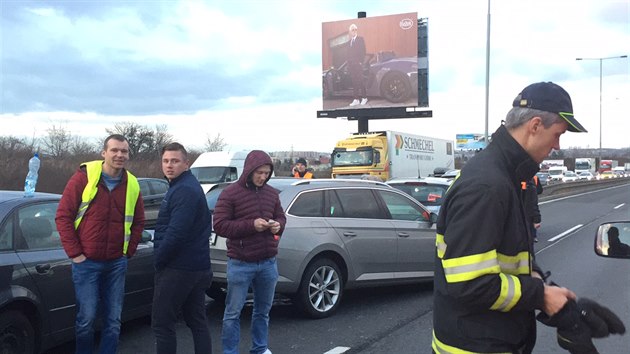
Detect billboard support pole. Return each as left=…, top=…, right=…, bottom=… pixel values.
left=357, top=11, right=368, bottom=133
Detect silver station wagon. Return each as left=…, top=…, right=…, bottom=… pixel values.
left=205, top=178, right=437, bottom=318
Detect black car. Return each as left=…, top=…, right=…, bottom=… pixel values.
left=138, top=177, right=169, bottom=228
left=323, top=52, right=419, bottom=103
left=0, top=191, right=154, bottom=353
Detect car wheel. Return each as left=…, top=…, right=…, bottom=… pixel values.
left=380, top=71, right=412, bottom=103
left=0, top=310, right=35, bottom=354
left=205, top=285, right=227, bottom=304
left=296, top=258, right=343, bottom=319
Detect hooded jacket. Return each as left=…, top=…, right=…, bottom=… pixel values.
left=213, top=150, right=286, bottom=262
left=432, top=125, right=546, bottom=353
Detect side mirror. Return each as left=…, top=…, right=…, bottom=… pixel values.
left=594, top=222, right=630, bottom=259
left=375, top=151, right=381, bottom=164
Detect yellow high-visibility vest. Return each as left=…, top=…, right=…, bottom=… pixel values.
left=73, top=161, right=140, bottom=254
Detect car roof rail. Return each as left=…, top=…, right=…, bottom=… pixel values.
left=295, top=178, right=390, bottom=187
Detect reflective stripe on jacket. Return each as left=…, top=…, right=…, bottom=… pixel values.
left=74, top=161, right=140, bottom=254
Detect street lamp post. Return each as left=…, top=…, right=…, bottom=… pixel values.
left=575, top=55, right=627, bottom=158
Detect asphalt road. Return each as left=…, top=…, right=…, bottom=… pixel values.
left=45, top=183, right=630, bottom=354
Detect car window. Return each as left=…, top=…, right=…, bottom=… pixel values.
left=227, top=167, right=238, bottom=182
left=288, top=191, right=324, bottom=217
left=377, top=190, right=429, bottom=222
left=17, top=202, right=61, bottom=250
left=333, top=189, right=385, bottom=219
left=139, top=180, right=151, bottom=196
left=150, top=180, right=169, bottom=195
left=0, top=217, right=14, bottom=250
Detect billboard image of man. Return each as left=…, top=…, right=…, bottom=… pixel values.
left=347, top=23, right=367, bottom=107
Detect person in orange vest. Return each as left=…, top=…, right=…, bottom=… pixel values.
left=522, top=175, right=543, bottom=243
left=292, top=158, right=313, bottom=179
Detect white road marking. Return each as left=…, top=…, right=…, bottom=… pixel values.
left=614, top=203, right=625, bottom=209
left=547, top=224, right=583, bottom=242
left=324, top=347, right=351, bottom=354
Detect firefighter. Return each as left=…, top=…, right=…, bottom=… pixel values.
left=432, top=82, right=624, bottom=353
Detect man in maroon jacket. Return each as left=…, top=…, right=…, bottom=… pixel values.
left=56, top=134, right=144, bottom=354
left=213, top=150, right=286, bottom=354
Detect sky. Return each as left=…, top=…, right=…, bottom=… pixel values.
left=1, top=0, right=629, bottom=154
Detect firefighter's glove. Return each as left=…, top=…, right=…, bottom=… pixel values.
left=537, top=298, right=626, bottom=354
left=577, top=298, right=626, bottom=337
left=537, top=300, right=598, bottom=354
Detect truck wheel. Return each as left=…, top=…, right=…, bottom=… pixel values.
left=0, top=310, right=35, bottom=354
left=296, top=258, right=343, bottom=319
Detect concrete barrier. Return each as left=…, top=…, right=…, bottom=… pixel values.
left=540, top=177, right=630, bottom=202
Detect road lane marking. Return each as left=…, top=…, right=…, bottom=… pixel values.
left=324, top=347, right=351, bottom=354
left=547, top=224, right=583, bottom=242
left=614, top=203, right=625, bottom=209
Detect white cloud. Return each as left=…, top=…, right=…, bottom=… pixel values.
left=2, top=0, right=629, bottom=154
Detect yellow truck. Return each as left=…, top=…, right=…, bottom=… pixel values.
left=331, top=131, right=454, bottom=181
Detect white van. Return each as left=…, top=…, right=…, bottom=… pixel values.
left=190, top=151, right=250, bottom=193
left=547, top=166, right=568, bottom=182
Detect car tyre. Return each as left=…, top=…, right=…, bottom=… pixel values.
left=380, top=71, right=412, bottom=103
left=296, top=258, right=343, bottom=319
left=0, top=310, right=35, bottom=354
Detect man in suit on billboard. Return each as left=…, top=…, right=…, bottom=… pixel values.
left=347, top=23, right=367, bottom=107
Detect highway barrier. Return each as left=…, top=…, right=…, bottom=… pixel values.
left=540, top=177, right=630, bottom=201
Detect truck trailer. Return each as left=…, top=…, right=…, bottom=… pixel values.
left=331, top=131, right=454, bottom=181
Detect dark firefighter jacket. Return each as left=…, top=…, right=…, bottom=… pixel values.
left=432, top=125, right=546, bottom=353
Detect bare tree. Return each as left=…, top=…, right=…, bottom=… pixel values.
left=205, top=133, right=227, bottom=152
left=152, top=124, right=174, bottom=155
left=106, top=122, right=174, bottom=158
left=70, top=136, right=98, bottom=157
left=41, top=124, right=72, bottom=158
left=107, top=122, right=148, bottom=157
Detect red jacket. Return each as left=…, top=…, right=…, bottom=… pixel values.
left=213, top=150, right=286, bottom=262
left=56, top=166, right=145, bottom=260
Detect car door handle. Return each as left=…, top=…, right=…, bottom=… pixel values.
left=397, top=232, right=410, bottom=238
left=343, top=232, right=357, bottom=237
left=35, top=264, right=51, bottom=273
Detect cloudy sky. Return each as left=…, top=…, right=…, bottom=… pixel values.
left=1, top=0, right=628, bottom=153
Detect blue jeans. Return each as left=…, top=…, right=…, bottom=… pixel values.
left=152, top=267, right=213, bottom=354
left=72, top=257, right=128, bottom=354
left=222, top=257, right=278, bottom=354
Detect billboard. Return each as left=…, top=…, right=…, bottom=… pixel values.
left=456, top=134, right=487, bottom=150
left=320, top=12, right=428, bottom=117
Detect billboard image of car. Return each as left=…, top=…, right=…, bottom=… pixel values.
left=321, top=12, right=426, bottom=112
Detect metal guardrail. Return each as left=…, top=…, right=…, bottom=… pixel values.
left=540, top=177, right=630, bottom=201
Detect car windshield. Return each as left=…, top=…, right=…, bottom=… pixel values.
left=389, top=182, right=448, bottom=206
left=332, top=150, right=374, bottom=167
left=190, top=166, right=231, bottom=184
